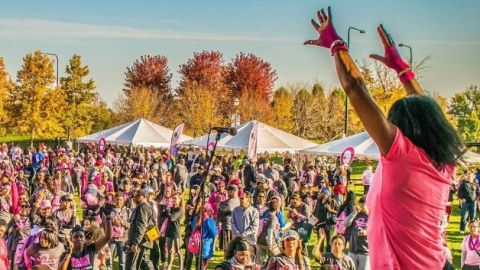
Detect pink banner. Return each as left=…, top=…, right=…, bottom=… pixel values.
left=170, top=123, right=185, bottom=156
left=247, top=123, right=259, bottom=160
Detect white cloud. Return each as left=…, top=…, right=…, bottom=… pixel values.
left=0, top=18, right=296, bottom=42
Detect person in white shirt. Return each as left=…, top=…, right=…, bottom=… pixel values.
left=361, top=166, right=374, bottom=195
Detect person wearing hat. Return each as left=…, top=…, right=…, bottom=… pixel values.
left=215, top=236, right=260, bottom=270
left=344, top=196, right=370, bottom=270
left=231, top=191, right=259, bottom=247
left=189, top=165, right=205, bottom=188
left=265, top=230, right=311, bottom=270
left=253, top=174, right=279, bottom=205
left=217, top=184, right=240, bottom=253
left=208, top=180, right=227, bottom=221
left=187, top=203, right=218, bottom=270
left=313, top=187, right=338, bottom=254
left=256, top=197, right=282, bottom=265
left=54, top=194, right=76, bottom=238
left=126, top=189, right=157, bottom=270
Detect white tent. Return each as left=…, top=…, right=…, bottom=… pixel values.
left=183, top=120, right=317, bottom=153
left=77, top=118, right=193, bottom=148
left=300, top=132, right=378, bottom=159
left=300, top=131, right=480, bottom=163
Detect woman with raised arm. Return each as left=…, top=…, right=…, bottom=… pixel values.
left=305, top=7, right=463, bottom=270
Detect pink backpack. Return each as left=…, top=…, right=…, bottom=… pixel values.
left=187, top=229, right=201, bottom=254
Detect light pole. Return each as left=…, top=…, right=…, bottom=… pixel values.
left=398, top=43, right=413, bottom=67
left=344, top=27, right=365, bottom=137
left=232, top=97, right=240, bottom=126
left=45, top=53, right=59, bottom=87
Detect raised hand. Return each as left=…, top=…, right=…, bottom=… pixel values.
left=304, top=7, right=346, bottom=54
left=369, top=24, right=408, bottom=71
left=370, top=24, right=419, bottom=88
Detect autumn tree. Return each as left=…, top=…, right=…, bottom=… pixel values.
left=10, top=51, right=65, bottom=144
left=175, top=82, right=224, bottom=137
left=60, top=54, right=97, bottom=140
left=114, top=87, right=166, bottom=125
left=271, top=87, right=293, bottom=132
left=290, top=84, right=315, bottom=138
left=449, top=85, right=480, bottom=142
left=226, top=53, right=277, bottom=124
left=90, top=96, right=114, bottom=132
left=177, top=51, right=230, bottom=127
left=0, top=57, right=14, bottom=135
left=122, top=55, right=173, bottom=125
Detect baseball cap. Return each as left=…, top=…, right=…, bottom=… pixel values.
left=283, top=230, right=300, bottom=241
left=227, top=184, right=239, bottom=191
left=40, top=200, right=52, bottom=209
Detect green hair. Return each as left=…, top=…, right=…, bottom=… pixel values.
left=387, top=95, right=465, bottom=168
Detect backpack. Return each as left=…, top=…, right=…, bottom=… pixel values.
left=187, top=229, right=201, bottom=254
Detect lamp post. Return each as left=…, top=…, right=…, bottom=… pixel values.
left=344, top=27, right=365, bottom=137
left=398, top=43, right=413, bottom=67
left=45, top=53, right=59, bottom=87
left=232, top=97, right=240, bottom=126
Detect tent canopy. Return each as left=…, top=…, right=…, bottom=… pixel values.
left=300, top=132, right=379, bottom=159
left=300, top=131, right=480, bottom=163
left=77, top=118, right=192, bottom=148
left=183, top=120, right=317, bottom=153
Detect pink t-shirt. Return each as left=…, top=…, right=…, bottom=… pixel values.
left=461, top=235, right=480, bottom=266
left=366, top=128, right=452, bottom=269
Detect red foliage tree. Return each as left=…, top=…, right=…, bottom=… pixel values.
left=124, top=55, right=172, bottom=96
left=177, top=51, right=227, bottom=95
left=226, top=53, right=277, bottom=101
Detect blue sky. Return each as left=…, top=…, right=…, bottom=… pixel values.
left=0, top=0, right=479, bottom=105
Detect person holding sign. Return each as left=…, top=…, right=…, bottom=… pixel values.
left=305, top=7, right=463, bottom=270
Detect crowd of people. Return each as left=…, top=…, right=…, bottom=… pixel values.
left=0, top=5, right=476, bottom=270
left=0, top=140, right=381, bottom=270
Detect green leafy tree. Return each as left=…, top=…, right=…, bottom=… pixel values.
left=60, top=54, right=96, bottom=140
left=449, top=85, right=480, bottom=141
left=10, top=51, right=65, bottom=144
left=0, top=57, right=14, bottom=135
left=271, top=87, right=294, bottom=131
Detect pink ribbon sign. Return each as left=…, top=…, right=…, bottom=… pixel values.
left=340, top=147, right=355, bottom=166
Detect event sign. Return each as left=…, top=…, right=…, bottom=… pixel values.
left=170, top=123, right=185, bottom=156
left=247, top=123, right=259, bottom=160
left=340, top=146, right=355, bottom=166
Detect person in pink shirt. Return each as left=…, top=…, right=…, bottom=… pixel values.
left=461, top=220, right=480, bottom=269
left=305, top=7, right=464, bottom=270
left=208, top=180, right=227, bottom=220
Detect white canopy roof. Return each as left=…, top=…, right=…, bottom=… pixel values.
left=183, top=120, right=317, bottom=153
left=77, top=118, right=192, bottom=148
left=301, top=131, right=480, bottom=163
left=300, top=132, right=379, bottom=159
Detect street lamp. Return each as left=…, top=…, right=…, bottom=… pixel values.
left=398, top=43, right=413, bottom=68
left=45, top=53, right=59, bottom=87
left=344, top=27, right=365, bottom=137
left=232, top=97, right=240, bottom=126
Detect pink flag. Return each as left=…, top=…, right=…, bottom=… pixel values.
left=11, top=177, right=19, bottom=215
left=170, top=124, right=185, bottom=157
left=247, top=122, right=259, bottom=160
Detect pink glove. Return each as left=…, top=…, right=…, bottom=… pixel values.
left=370, top=25, right=414, bottom=82
left=304, top=7, right=347, bottom=55
left=383, top=45, right=409, bottom=73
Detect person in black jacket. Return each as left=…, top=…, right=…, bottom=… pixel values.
left=458, top=169, right=478, bottom=233
left=126, top=189, right=157, bottom=270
